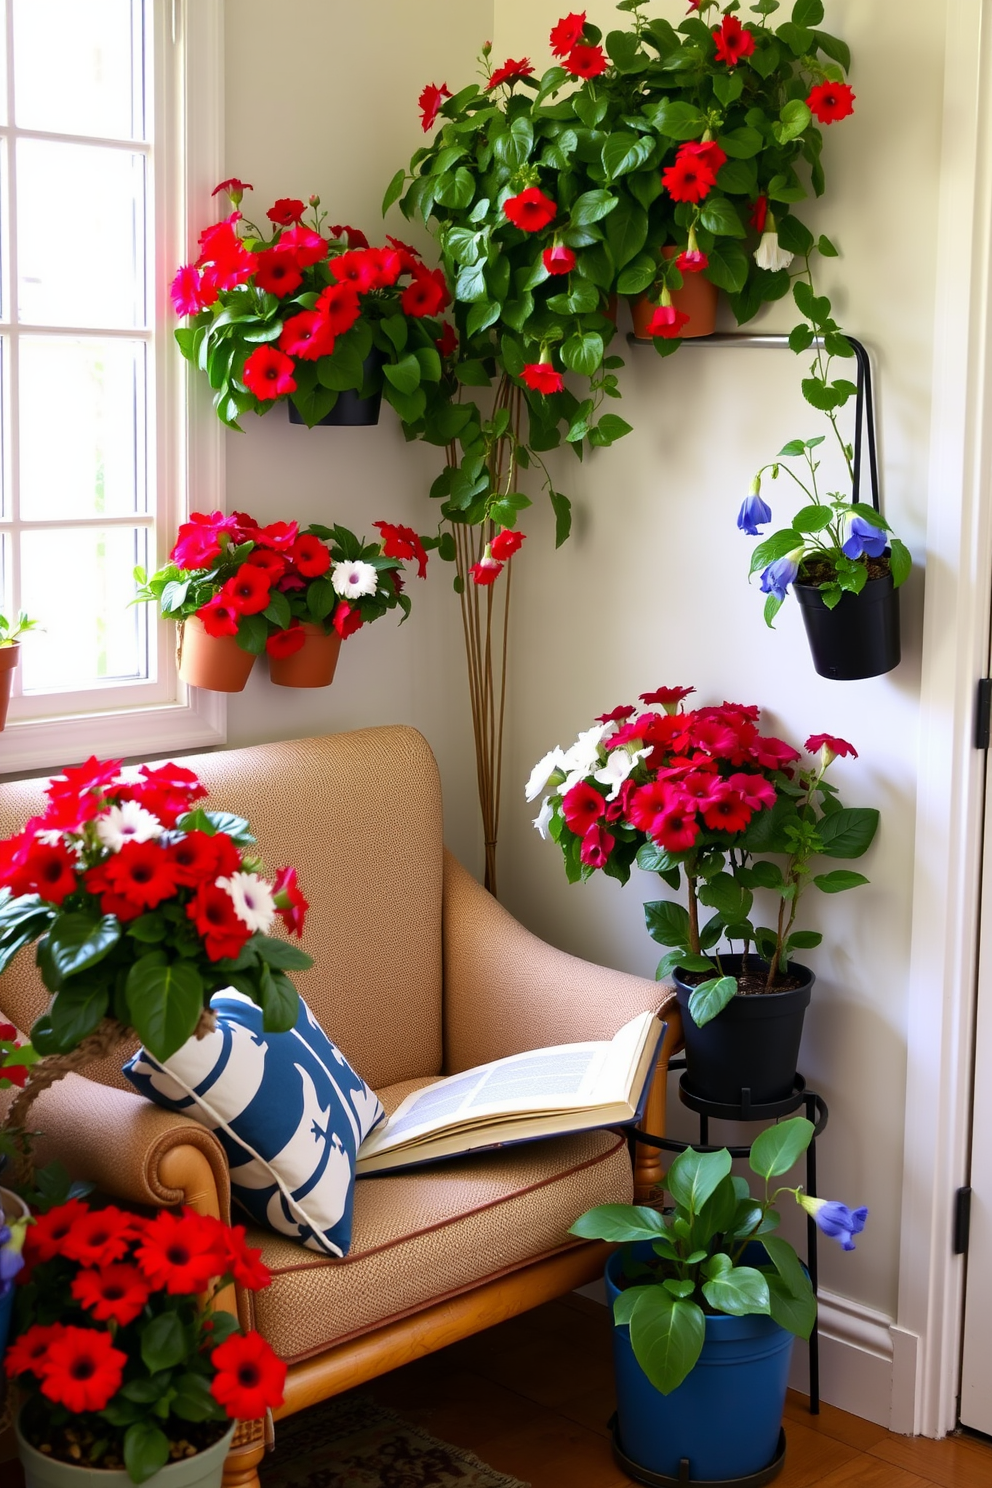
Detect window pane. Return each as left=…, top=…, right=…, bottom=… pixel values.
left=19, top=338, right=146, bottom=520
left=17, top=140, right=146, bottom=327
left=19, top=524, right=149, bottom=691
left=13, top=0, right=143, bottom=139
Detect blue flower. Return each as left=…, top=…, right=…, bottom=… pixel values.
left=798, top=1195, right=868, bottom=1251
left=737, top=491, right=773, bottom=536
left=759, top=550, right=802, bottom=603
left=841, top=516, right=887, bottom=561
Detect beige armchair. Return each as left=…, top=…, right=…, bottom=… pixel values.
left=0, top=726, right=679, bottom=1488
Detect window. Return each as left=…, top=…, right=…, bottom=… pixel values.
left=0, top=0, right=224, bottom=772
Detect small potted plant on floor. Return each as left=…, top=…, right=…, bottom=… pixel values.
left=0, top=610, right=40, bottom=730
left=528, top=687, right=878, bottom=1103
left=570, top=1118, right=867, bottom=1483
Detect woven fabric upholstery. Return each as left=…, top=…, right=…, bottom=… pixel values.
left=242, top=1126, right=633, bottom=1363
left=0, top=727, right=445, bottom=1091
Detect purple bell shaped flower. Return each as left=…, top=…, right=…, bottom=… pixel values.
left=841, top=516, right=887, bottom=561
left=759, top=548, right=803, bottom=603
left=797, top=1195, right=868, bottom=1251
left=737, top=477, right=772, bottom=536
left=0, top=1210, right=27, bottom=1299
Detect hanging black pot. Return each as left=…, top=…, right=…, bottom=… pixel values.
left=288, top=349, right=384, bottom=427
left=794, top=570, right=900, bottom=680
left=673, top=956, right=813, bottom=1107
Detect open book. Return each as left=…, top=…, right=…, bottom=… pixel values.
left=355, top=1010, right=665, bottom=1176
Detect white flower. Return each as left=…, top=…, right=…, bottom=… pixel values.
left=525, top=747, right=567, bottom=802
left=94, top=801, right=163, bottom=853
left=594, top=746, right=651, bottom=801
left=533, top=797, right=554, bottom=839
left=217, top=872, right=277, bottom=934
left=332, top=560, right=379, bottom=600
left=561, top=724, right=611, bottom=777
left=753, top=232, right=794, bottom=273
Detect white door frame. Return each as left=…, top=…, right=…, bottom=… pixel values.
left=893, top=0, right=992, bottom=1438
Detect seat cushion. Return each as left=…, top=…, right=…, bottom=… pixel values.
left=242, top=1125, right=633, bottom=1363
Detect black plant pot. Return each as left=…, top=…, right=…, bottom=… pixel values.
left=794, top=571, right=900, bottom=681
left=673, top=957, right=814, bottom=1107
left=288, top=349, right=384, bottom=427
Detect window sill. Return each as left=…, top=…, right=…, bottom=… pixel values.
left=0, top=688, right=226, bottom=777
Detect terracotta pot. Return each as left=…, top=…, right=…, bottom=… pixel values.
left=177, top=618, right=255, bottom=693
left=268, top=623, right=342, bottom=688
left=0, top=643, right=19, bottom=730
left=629, top=246, right=719, bottom=341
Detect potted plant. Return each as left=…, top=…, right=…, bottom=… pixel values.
left=570, top=1118, right=867, bottom=1482
left=528, top=687, right=878, bottom=1103
left=171, top=181, right=452, bottom=430
left=0, top=611, right=40, bottom=731
left=135, top=510, right=429, bottom=692
left=4, top=1198, right=285, bottom=1487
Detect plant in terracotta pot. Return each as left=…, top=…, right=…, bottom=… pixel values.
left=4, top=1198, right=286, bottom=1486
left=570, top=1119, right=867, bottom=1481
left=171, top=181, right=453, bottom=430
left=136, top=510, right=429, bottom=692
left=0, top=610, right=39, bottom=731
left=528, top=687, right=878, bottom=1103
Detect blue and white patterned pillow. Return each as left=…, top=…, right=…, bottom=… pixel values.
left=123, top=990, right=384, bottom=1257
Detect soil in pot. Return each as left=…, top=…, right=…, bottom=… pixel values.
left=18, top=1410, right=231, bottom=1477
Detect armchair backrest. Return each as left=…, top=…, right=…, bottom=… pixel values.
left=0, top=726, right=445, bottom=1090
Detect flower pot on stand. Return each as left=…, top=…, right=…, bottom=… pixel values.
left=268, top=624, right=342, bottom=688
left=177, top=618, right=256, bottom=693
left=0, top=643, right=20, bottom=730
left=15, top=1414, right=236, bottom=1488
left=288, top=349, right=386, bottom=427
left=794, top=570, right=901, bottom=681
left=629, top=248, right=719, bottom=341
left=606, top=1243, right=792, bottom=1484
left=673, top=956, right=814, bottom=1107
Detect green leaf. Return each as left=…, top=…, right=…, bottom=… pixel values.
left=697, top=872, right=750, bottom=921
left=605, top=198, right=648, bottom=269
left=141, top=1312, right=187, bottom=1374
left=717, top=125, right=763, bottom=160
left=126, top=957, right=205, bottom=1063
left=793, top=0, right=825, bottom=23
left=48, top=985, right=109, bottom=1049
left=628, top=1288, right=705, bottom=1395
left=777, top=216, right=815, bottom=257
left=435, top=166, right=474, bottom=209
left=786, top=929, right=823, bottom=950
left=815, top=806, right=879, bottom=859
left=602, top=131, right=653, bottom=180
left=814, top=869, right=869, bottom=894
left=702, top=1266, right=770, bottom=1317
left=549, top=489, right=572, bottom=547
left=570, top=190, right=618, bottom=226
left=382, top=168, right=406, bottom=216
left=256, top=965, right=299, bottom=1032
left=766, top=1270, right=817, bottom=1339
left=749, top=1117, right=814, bottom=1180
left=649, top=100, right=708, bottom=141
left=561, top=331, right=603, bottom=377
left=589, top=413, right=632, bottom=446
left=455, top=262, right=488, bottom=303
left=889, top=538, right=912, bottom=587
left=778, top=99, right=812, bottom=141
left=666, top=1147, right=733, bottom=1214
left=383, top=353, right=422, bottom=396
left=124, top=1423, right=171, bottom=1486
left=613, top=1283, right=661, bottom=1327
left=793, top=505, right=832, bottom=534
left=698, top=197, right=746, bottom=239
left=749, top=527, right=803, bottom=576
left=251, top=934, right=313, bottom=971
left=705, top=241, right=749, bottom=294
left=687, top=975, right=737, bottom=1027
left=569, top=1203, right=668, bottom=1243
left=605, top=29, right=647, bottom=73
left=643, top=899, right=690, bottom=948
left=171, top=1371, right=221, bottom=1423
left=812, top=28, right=850, bottom=70
left=48, top=913, right=121, bottom=978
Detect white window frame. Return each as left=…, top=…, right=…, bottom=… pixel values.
left=0, top=0, right=225, bottom=774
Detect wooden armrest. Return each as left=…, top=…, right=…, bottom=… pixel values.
left=633, top=1007, right=683, bottom=1203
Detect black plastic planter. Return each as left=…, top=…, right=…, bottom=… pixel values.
left=288, top=349, right=384, bottom=427
left=794, top=571, right=900, bottom=681
left=673, top=957, right=813, bottom=1106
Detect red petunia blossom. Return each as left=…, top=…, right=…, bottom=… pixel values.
left=170, top=263, right=215, bottom=316
left=750, top=735, right=802, bottom=771
left=562, top=781, right=607, bottom=834
left=543, top=242, right=577, bottom=275
left=550, top=12, right=586, bottom=57
left=486, top=57, right=534, bottom=90
left=436, top=322, right=458, bottom=358
left=386, top=234, right=421, bottom=270
left=243, top=345, right=297, bottom=401
left=701, top=783, right=752, bottom=834
left=401, top=267, right=449, bottom=318
left=647, top=303, right=690, bottom=339
left=3, top=1324, right=62, bottom=1379
left=419, top=81, right=452, bottom=131
left=211, top=1330, right=286, bottom=1419
left=136, top=1211, right=228, bottom=1295
left=72, top=1264, right=151, bottom=1327
left=222, top=1225, right=272, bottom=1291
left=253, top=244, right=304, bottom=298
left=680, top=139, right=728, bottom=177
left=628, top=780, right=676, bottom=831
left=267, top=198, right=306, bottom=226
left=289, top=534, right=331, bottom=578
left=256, top=520, right=300, bottom=551
left=315, top=280, right=362, bottom=335
left=278, top=310, right=335, bottom=361
left=187, top=882, right=253, bottom=962
left=272, top=864, right=309, bottom=937
left=222, top=563, right=272, bottom=616
left=332, top=602, right=364, bottom=639
left=503, top=187, right=557, bottom=233
left=564, top=44, right=608, bottom=79
left=713, top=14, right=755, bottom=67
left=197, top=220, right=256, bottom=293
left=170, top=510, right=240, bottom=570
left=651, top=800, right=702, bottom=853
left=490, top=529, right=525, bottom=561
left=368, top=246, right=405, bottom=287
left=807, top=81, right=855, bottom=124
left=727, top=772, right=777, bottom=811
left=749, top=195, right=768, bottom=233
left=640, top=686, right=695, bottom=709
left=24, top=1199, right=90, bottom=1265
left=245, top=548, right=288, bottom=582
left=61, top=1206, right=138, bottom=1268
left=595, top=705, right=636, bottom=725
left=0, top=1060, right=27, bottom=1087
left=330, top=224, right=371, bottom=250
left=100, top=841, right=180, bottom=912
left=581, top=822, right=615, bottom=869
left=373, top=521, right=429, bottom=579
left=329, top=248, right=385, bottom=293
left=469, top=555, right=503, bottom=586
left=521, top=362, right=564, bottom=394
left=196, top=594, right=241, bottom=639
left=40, top=1325, right=128, bottom=1414
left=805, top=732, right=858, bottom=760
left=278, top=225, right=328, bottom=267
left=212, top=178, right=252, bottom=202
left=15, top=839, right=79, bottom=905
left=661, top=152, right=717, bottom=204
left=265, top=624, right=306, bottom=660
left=677, top=249, right=709, bottom=274
left=169, top=829, right=240, bottom=887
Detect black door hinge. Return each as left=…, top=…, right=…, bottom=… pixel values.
left=976, top=679, right=992, bottom=749
left=953, top=1186, right=972, bottom=1255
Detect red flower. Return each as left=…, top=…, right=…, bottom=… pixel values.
left=243, top=345, right=297, bottom=401
left=521, top=362, right=564, bottom=394
left=170, top=510, right=239, bottom=570
left=805, top=733, right=858, bottom=761
left=401, top=267, right=449, bottom=318
left=713, top=14, right=755, bottom=66
left=223, top=1225, right=272, bottom=1291
left=550, top=12, right=586, bottom=57
left=640, top=686, right=695, bottom=709
left=373, top=521, right=429, bottom=579
left=136, top=1211, right=228, bottom=1294
left=419, top=81, right=452, bottom=131
left=266, top=625, right=305, bottom=660
left=469, top=556, right=503, bottom=585
left=503, top=187, right=557, bottom=233
left=562, top=781, right=606, bottom=834
left=210, top=1330, right=286, bottom=1419
left=662, top=150, right=718, bottom=204
left=170, top=830, right=239, bottom=887
left=278, top=310, right=335, bottom=361
left=222, top=563, right=272, bottom=616
left=330, top=224, right=371, bottom=250
left=647, top=303, right=690, bottom=338
left=700, top=783, right=752, bottom=833
left=727, top=772, right=777, bottom=810
left=267, top=198, right=305, bottom=226
left=329, top=247, right=398, bottom=293
left=564, top=44, right=608, bottom=78
left=278, top=225, right=327, bottom=267
left=543, top=243, right=576, bottom=275
left=651, top=801, right=701, bottom=853
left=595, top=705, right=636, bottom=725
left=170, top=264, right=214, bottom=316
left=272, top=865, right=309, bottom=938
left=332, top=602, right=364, bottom=639
left=187, top=882, right=252, bottom=962
left=72, top=1264, right=151, bottom=1327
left=39, top=1325, right=128, bottom=1413
left=135, top=761, right=207, bottom=820
left=751, top=735, right=801, bottom=771
left=24, top=1199, right=90, bottom=1264
left=253, top=245, right=304, bottom=298
left=256, top=520, right=300, bottom=551
left=680, top=139, right=728, bottom=177
left=197, top=220, right=256, bottom=293
left=315, top=280, right=362, bottom=335
left=807, top=81, right=855, bottom=124
left=677, top=249, right=708, bottom=274
left=15, top=839, right=79, bottom=905
left=212, top=178, right=252, bottom=202
left=749, top=196, right=768, bottom=233
left=487, top=57, right=534, bottom=90
left=289, top=534, right=331, bottom=578
left=581, top=823, right=615, bottom=868
left=61, top=1206, right=138, bottom=1268
left=196, top=594, right=240, bottom=638
left=490, top=529, right=525, bottom=561
left=436, top=321, right=458, bottom=358
left=245, top=548, right=288, bottom=582
left=101, top=841, right=180, bottom=912
left=3, top=1324, right=62, bottom=1379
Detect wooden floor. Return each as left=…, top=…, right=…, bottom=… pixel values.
left=366, top=1293, right=992, bottom=1488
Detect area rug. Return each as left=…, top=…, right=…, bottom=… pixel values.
left=260, top=1392, right=530, bottom=1488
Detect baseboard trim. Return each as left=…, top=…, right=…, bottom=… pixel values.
left=789, top=1288, right=896, bottom=1428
